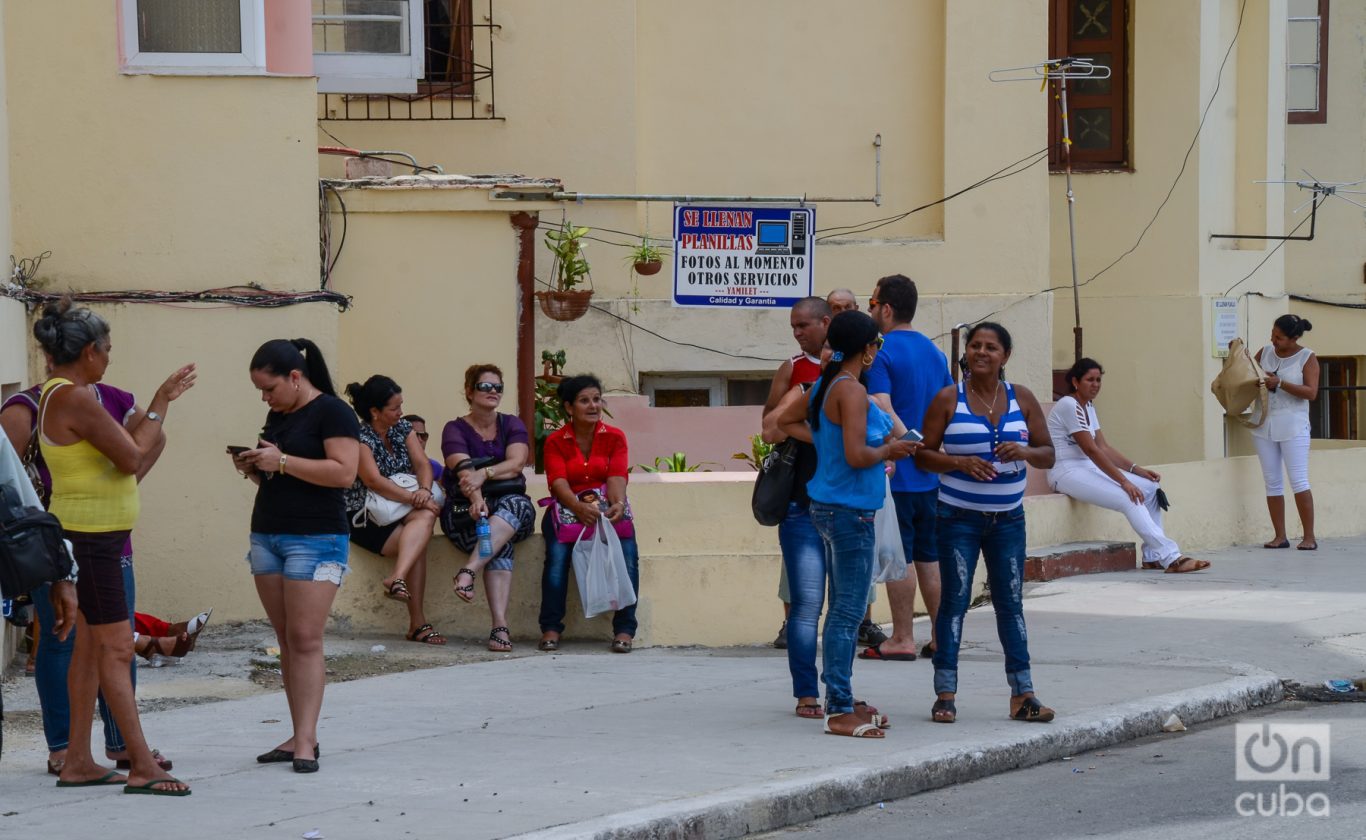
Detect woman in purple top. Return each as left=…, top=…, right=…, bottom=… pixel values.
left=1, top=381, right=180, bottom=776
left=440, top=364, right=534, bottom=652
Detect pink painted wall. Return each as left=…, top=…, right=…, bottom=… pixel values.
left=605, top=396, right=763, bottom=472
left=265, top=0, right=313, bottom=75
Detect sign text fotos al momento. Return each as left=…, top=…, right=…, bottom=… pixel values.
left=1234, top=722, right=1331, bottom=818
left=672, top=205, right=814, bottom=308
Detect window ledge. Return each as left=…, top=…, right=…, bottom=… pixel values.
left=1049, top=166, right=1134, bottom=175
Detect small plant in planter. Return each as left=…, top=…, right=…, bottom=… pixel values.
left=624, top=236, right=666, bottom=276
left=637, top=452, right=717, bottom=473
left=537, top=221, right=594, bottom=321
left=731, top=434, right=775, bottom=472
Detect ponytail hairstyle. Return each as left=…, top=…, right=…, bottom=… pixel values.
left=344, top=375, right=402, bottom=423
left=1274, top=313, right=1313, bottom=340
left=1065, top=357, right=1104, bottom=393
left=32, top=297, right=111, bottom=365
left=959, top=321, right=1014, bottom=381
left=809, top=310, right=880, bottom=431
left=249, top=338, right=337, bottom=396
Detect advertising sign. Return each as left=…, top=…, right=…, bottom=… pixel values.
left=672, top=205, right=815, bottom=308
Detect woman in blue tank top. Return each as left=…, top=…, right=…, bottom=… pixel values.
left=778, top=311, right=919, bottom=738
left=915, top=323, right=1056, bottom=725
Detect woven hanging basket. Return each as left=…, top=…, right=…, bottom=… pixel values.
left=536, top=289, right=594, bottom=322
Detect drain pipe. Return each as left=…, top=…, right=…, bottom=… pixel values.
left=511, top=212, right=539, bottom=435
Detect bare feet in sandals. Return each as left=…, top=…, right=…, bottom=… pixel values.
left=1164, top=556, right=1211, bottom=574
left=453, top=568, right=476, bottom=603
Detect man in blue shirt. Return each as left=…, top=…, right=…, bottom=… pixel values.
left=860, top=274, right=953, bottom=661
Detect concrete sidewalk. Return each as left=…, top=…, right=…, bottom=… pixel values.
left=2, top=538, right=1363, bottom=839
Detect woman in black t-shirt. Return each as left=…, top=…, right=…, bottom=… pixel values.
left=230, top=339, right=359, bottom=774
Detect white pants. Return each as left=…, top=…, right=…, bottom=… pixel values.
left=1049, top=462, right=1182, bottom=566
left=1252, top=432, right=1311, bottom=496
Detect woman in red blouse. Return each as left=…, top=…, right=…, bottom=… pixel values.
left=539, top=375, right=639, bottom=653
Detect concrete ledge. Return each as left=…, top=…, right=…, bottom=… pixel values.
left=1025, top=540, right=1138, bottom=581
left=512, top=675, right=1283, bottom=840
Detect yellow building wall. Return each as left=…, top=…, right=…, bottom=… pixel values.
left=1050, top=0, right=1289, bottom=465
left=318, top=0, right=1055, bottom=395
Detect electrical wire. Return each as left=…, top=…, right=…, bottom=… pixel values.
left=1222, top=209, right=1314, bottom=297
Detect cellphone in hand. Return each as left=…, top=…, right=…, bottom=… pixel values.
left=901, top=428, right=923, bottom=443
left=226, top=445, right=251, bottom=456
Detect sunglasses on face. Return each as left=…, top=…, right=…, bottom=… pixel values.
left=872, top=336, right=884, bottom=349
left=475, top=382, right=505, bottom=394
left=415, top=431, right=430, bottom=442
left=867, top=299, right=880, bottom=311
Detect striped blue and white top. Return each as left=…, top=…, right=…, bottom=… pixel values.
left=939, top=380, right=1029, bottom=512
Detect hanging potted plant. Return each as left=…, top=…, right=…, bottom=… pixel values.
left=624, top=235, right=666, bottom=276
left=536, top=220, right=594, bottom=322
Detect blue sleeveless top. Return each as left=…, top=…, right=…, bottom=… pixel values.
left=939, top=380, right=1029, bottom=512
left=807, top=376, right=894, bottom=511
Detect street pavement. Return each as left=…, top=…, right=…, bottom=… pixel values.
left=759, top=703, right=1366, bottom=838
left=1, top=537, right=1363, bottom=840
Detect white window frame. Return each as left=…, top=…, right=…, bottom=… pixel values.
left=641, top=376, right=724, bottom=408
left=314, top=1, right=425, bottom=95
left=120, top=0, right=267, bottom=76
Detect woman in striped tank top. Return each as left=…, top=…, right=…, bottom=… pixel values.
left=915, top=323, right=1056, bottom=725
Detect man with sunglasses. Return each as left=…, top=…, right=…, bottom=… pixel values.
left=402, top=414, right=443, bottom=484
left=859, top=274, right=953, bottom=662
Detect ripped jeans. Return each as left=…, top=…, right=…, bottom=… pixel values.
left=931, top=502, right=1033, bottom=697
left=248, top=533, right=350, bottom=584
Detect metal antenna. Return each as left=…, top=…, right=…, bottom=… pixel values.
left=1214, top=171, right=1366, bottom=241
left=991, top=58, right=1111, bottom=362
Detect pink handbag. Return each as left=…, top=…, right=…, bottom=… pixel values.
left=539, top=487, right=635, bottom=543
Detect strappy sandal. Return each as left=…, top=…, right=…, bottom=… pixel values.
left=384, top=578, right=411, bottom=602
left=406, top=624, right=447, bottom=646
left=795, top=702, right=823, bottom=719
left=823, top=712, right=884, bottom=739
left=453, top=568, right=476, bottom=603
left=488, top=626, right=513, bottom=652
left=135, top=633, right=192, bottom=661
left=538, top=636, right=559, bottom=652
left=931, top=698, right=957, bottom=724
left=610, top=638, right=633, bottom=654
left=851, top=700, right=889, bottom=728
left=1010, top=695, right=1055, bottom=723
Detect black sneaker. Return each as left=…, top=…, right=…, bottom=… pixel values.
left=858, top=619, right=888, bottom=647
left=772, top=621, right=788, bottom=649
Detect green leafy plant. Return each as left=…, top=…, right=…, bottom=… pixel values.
left=544, top=221, right=592, bottom=291
left=637, top=452, right=717, bottom=473
left=622, top=236, right=667, bottom=267
left=731, top=434, right=775, bottom=472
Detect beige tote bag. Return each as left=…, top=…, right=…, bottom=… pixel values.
left=1210, top=337, right=1268, bottom=428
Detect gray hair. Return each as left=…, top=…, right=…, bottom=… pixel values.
left=33, top=298, right=110, bottom=365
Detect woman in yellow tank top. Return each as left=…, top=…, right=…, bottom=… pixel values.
left=34, top=298, right=196, bottom=796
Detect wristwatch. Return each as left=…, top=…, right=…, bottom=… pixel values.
left=145, top=410, right=163, bottom=423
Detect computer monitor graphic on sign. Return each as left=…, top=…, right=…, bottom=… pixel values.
left=755, top=220, right=790, bottom=256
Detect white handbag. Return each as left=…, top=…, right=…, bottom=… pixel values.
left=356, top=473, right=445, bottom=528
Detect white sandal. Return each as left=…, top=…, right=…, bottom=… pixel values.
left=823, top=713, right=884, bottom=738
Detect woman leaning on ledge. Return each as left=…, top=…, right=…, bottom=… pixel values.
left=1253, top=314, right=1318, bottom=551
left=231, top=338, right=359, bottom=774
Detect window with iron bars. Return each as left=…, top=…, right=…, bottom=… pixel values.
left=316, top=0, right=499, bottom=121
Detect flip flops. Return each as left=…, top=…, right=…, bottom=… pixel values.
left=123, top=777, right=191, bottom=796
left=1264, top=539, right=1291, bottom=549
left=1164, top=557, right=1211, bottom=574
left=858, top=643, right=916, bottom=661
left=56, top=770, right=126, bottom=787
left=114, top=748, right=172, bottom=771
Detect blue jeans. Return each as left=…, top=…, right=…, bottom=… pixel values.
left=539, top=511, right=640, bottom=637
left=31, top=555, right=136, bottom=753
left=809, top=501, right=877, bottom=715
left=932, top=502, right=1033, bottom=696
left=778, top=502, right=825, bottom=699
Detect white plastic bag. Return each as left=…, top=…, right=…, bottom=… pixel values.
left=873, top=475, right=907, bottom=584
left=572, top=517, right=638, bottom=618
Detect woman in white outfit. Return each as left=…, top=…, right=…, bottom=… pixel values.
left=1046, top=359, right=1209, bottom=574
left=1253, top=314, right=1318, bottom=551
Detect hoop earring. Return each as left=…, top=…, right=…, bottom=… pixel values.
left=861, top=353, right=875, bottom=367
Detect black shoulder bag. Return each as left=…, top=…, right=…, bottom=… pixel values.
left=440, top=415, right=528, bottom=535
left=0, top=484, right=72, bottom=599
left=751, top=440, right=799, bottom=527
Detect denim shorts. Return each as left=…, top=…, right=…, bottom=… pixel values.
left=248, top=533, right=350, bottom=584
